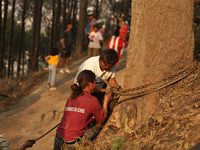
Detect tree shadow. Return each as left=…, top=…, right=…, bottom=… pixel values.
left=0, top=90, right=45, bottom=122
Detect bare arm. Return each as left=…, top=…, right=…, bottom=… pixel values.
left=107, top=77, right=118, bottom=88
left=45, top=56, right=50, bottom=64
left=102, top=93, right=112, bottom=114
left=99, top=40, right=103, bottom=43
left=56, top=57, right=59, bottom=67
left=62, top=38, right=65, bottom=49
left=93, top=87, right=109, bottom=93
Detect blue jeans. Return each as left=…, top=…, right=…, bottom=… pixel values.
left=48, top=64, right=57, bottom=85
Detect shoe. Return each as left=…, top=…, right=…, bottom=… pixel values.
left=47, top=85, right=50, bottom=88
left=65, top=69, right=71, bottom=73
left=50, top=87, right=56, bottom=90
left=60, top=69, right=65, bottom=74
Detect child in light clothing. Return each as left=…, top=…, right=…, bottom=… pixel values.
left=88, top=25, right=103, bottom=58
left=45, top=47, right=59, bottom=90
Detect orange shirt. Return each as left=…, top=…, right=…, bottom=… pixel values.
left=48, top=55, right=59, bottom=66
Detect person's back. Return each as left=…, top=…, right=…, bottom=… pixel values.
left=54, top=70, right=111, bottom=150
left=57, top=92, right=105, bottom=141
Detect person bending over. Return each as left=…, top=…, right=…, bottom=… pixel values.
left=54, top=70, right=112, bottom=150
left=74, top=49, right=121, bottom=105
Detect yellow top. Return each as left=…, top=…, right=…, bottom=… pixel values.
left=48, top=55, right=59, bottom=66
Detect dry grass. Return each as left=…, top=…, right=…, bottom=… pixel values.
left=0, top=71, right=47, bottom=112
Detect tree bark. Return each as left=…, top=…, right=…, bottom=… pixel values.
left=63, top=0, right=67, bottom=31
left=54, top=0, right=61, bottom=46
left=30, top=0, right=43, bottom=71
left=76, top=0, right=87, bottom=56
left=51, top=0, right=56, bottom=50
left=8, top=0, right=16, bottom=77
left=96, top=0, right=99, bottom=18
left=30, top=0, right=38, bottom=71
left=96, top=0, right=194, bottom=145
left=34, top=0, right=43, bottom=70
left=22, top=0, right=27, bottom=76
left=17, top=0, right=26, bottom=77
left=0, top=0, right=2, bottom=53
left=72, top=0, right=77, bottom=41
left=121, top=0, right=124, bottom=10
left=0, top=0, right=8, bottom=74
left=124, top=0, right=130, bottom=18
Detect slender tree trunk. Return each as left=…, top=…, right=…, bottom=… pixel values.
left=70, top=0, right=74, bottom=20
left=76, top=0, right=87, bottom=56
left=99, top=0, right=103, bottom=18
left=96, top=0, right=194, bottom=147
left=72, top=0, right=77, bottom=41
left=8, top=0, right=16, bottom=77
left=30, top=0, right=38, bottom=71
left=54, top=0, right=61, bottom=46
left=124, top=0, right=130, bottom=17
left=0, top=0, right=8, bottom=74
left=113, top=0, right=116, bottom=32
left=96, top=0, right=99, bottom=18
left=34, top=0, right=43, bottom=71
left=121, top=0, right=124, bottom=10
left=51, top=0, right=56, bottom=49
left=67, top=0, right=72, bottom=22
left=0, top=0, right=2, bottom=52
left=18, top=0, right=26, bottom=77
left=63, top=0, right=67, bottom=31
left=30, top=0, right=43, bottom=71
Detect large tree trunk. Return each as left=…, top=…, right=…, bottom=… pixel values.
left=76, top=0, right=87, bottom=56
left=96, top=0, right=194, bottom=146
left=8, top=0, right=16, bottom=77
left=0, top=0, right=8, bottom=75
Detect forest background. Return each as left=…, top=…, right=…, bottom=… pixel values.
left=0, top=0, right=131, bottom=78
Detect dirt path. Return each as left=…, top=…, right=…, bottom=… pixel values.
left=0, top=52, right=127, bottom=150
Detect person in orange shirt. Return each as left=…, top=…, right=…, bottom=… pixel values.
left=45, top=47, right=59, bottom=90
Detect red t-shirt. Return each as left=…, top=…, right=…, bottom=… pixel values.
left=56, top=93, right=107, bottom=141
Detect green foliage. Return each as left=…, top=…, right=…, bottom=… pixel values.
left=111, top=137, right=135, bottom=150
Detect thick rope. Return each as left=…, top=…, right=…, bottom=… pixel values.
left=115, top=67, right=196, bottom=106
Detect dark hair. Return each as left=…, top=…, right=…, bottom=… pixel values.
left=114, top=29, right=119, bottom=37
left=120, top=9, right=123, bottom=12
left=70, top=70, right=95, bottom=99
left=100, top=49, right=118, bottom=66
left=50, top=47, right=59, bottom=56
left=122, top=17, right=126, bottom=20
left=93, top=25, right=98, bottom=28
left=67, top=22, right=72, bottom=25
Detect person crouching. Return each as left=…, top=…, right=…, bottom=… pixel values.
left=54, top=70, right=112, bottom=150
